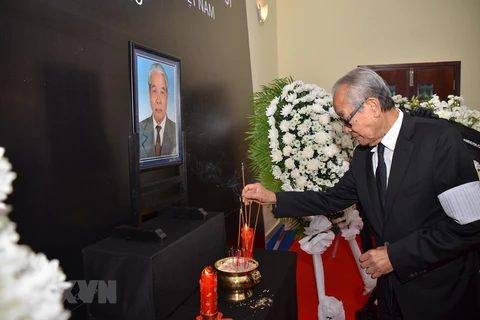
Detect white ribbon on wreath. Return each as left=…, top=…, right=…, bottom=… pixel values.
left=338, top=206, right=376, bottom=295
left=299, top=215, right=345, bottom=320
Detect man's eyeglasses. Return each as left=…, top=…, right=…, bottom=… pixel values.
left=341, top=99, right=366, bottom=128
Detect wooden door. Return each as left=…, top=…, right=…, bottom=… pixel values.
left=374, top=69, right=409, bottom=97
left=359, top=61, right=460, bottom=100
left=414, top=67, right=456, bottom=101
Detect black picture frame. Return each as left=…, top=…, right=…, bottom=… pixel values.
left=129, top=41, right=183, bottom=169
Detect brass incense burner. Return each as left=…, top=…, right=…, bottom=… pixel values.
left=214, top=257, right=261, bottom=302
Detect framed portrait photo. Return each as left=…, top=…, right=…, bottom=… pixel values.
left=129, top=41, right=183, bottom=169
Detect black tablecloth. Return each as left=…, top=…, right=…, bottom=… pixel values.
left=167, top=249, right=298, bottom=320
left=82, top=211, right=226, bottom=320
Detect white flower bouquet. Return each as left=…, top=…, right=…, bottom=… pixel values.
left=0, top=147, right=71, bottom=320
left=392, top=94, right=480, bottom=177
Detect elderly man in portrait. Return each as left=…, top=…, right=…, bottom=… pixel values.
left=139, top=63, right=177, bottom=158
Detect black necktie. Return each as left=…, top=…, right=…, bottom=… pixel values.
left=376, top=143, right=387, bottom=209
left=155, top=125, right=162, bottom=156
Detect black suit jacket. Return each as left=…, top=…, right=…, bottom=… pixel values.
left=274, top=114, right=480, bottom=319
left=139, top=115, right=177, bottom=158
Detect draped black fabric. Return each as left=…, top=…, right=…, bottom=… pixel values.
left=448, top=120, right=480, bottom=163
left=83, top=211, right=226, bottom=320
left=406, top=108, right=480, bottom=163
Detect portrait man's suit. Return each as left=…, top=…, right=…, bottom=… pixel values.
left=274, top=114, right=480, bottom=320
left=139, top=116, right=177, bottom=158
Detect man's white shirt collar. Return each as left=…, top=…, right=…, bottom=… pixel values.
left=152, top=115, right=167, bottom=130
left=371, top=109, right=403, bottom=153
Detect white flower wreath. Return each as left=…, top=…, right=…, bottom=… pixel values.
left=266, top=80, right=356, bottom=192
left=392, top=94, right=480, bottom=177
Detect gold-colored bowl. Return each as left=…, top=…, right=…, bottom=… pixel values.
left=214, top=257, right=261, bottom=302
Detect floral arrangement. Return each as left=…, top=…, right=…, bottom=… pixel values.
left=248, top=78, right=480, bottom=232
left=247, top=78, right=356, bottom=230
left=392, top=94, right=480, bottom=177
left=0, top=147, right=71, bottom=320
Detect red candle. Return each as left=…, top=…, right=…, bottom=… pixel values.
left=200, top=266, right=218, bottom=319
left=241, top=224, right=254, bottom=258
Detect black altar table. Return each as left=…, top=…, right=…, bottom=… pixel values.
left=82, top=211, right=226, bottom=320
left=167, top=249, right=298, bottom=320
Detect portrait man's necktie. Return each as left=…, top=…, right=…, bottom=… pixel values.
left=376, top=143, right=387, bottom=209
left=155, top=125, right=162, bottom=156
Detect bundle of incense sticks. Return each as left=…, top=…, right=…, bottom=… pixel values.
left=226, top=247, right=252, bottom=271
left=235, top=163, right=262, bottom=259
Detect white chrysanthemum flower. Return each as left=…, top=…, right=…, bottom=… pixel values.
left=297, top=122, right=311, bottom=136
left=285, top=158, right=295, bottom=169
left=267, top=116, right=275, bottom=127
left=315, top=97, right=327, bottom=106
left=306, top=181, right=315, bottom=190
left=341, top=135, right=354, bottom=149
left=303, top=146, right=314, bottom=159
left=436, top=110, right=452, bottom=120
left=295, top=176, right=307, bottom=189
left=281, top=183, right=293, bottom=191
left=0, top=149, right=17, bottom=202
left=272, top=165, right=282, bottom=179
left=269, top=139, right=279, bottom=149
left=280, top=120, right=290, bottom=132
left=314, top=131, right=329, bottom=145
left=291, top=169, right=301, bottom=179
left=298, top=107, right=307, bottom=115
left=271, top=149, right=283, bottom=163
left=312, top=104, right=324, bottom=114
left=281, top=104, right=294, bottom=117
left=318, top=114, right=330, bottom=126
left=282, top=132, right=296, bottom=145
left=340, top=160, right=350, bottom=174
left=331, top=121, right=343, bottom=135
left=323, top=144, right=340, bottom=158
left=268, top=128, right=279, bottom=141
left=329, top=108, right=338, bottom=119
left=307, top=159, right=320, bottom=172
left=266, top=103, right=277, bottom=117
left=303, top=93, right=316, bottom=103
left=283, top=145, right=293, bottom=157
left=285, top=93, right=297, bottom=103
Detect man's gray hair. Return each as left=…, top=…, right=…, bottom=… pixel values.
left=331, top=67, right=395, bottom=111
left=148, top=63, right=169, bottom=93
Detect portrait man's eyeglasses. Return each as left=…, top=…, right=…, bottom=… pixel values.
left=341, top=99, right=366, bottom=128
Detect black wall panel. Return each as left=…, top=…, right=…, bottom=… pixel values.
left=0, top=0, right=255, bottom=283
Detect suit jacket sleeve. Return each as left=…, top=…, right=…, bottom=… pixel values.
left=273, top=164, right=359, bottom=218
left=388, top=124, right=480, bottom=283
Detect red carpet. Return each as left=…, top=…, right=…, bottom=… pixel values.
left=289, top=237, right=369, bottom=320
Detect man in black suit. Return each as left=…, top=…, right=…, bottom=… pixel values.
left=242, top=67, right=480, bottom=319
left=139, top=63, right=177, bottom=158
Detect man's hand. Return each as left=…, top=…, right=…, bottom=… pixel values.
left=359, top=246, right=393, bottom=279
left=242, top=183, right=276, bottom=205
